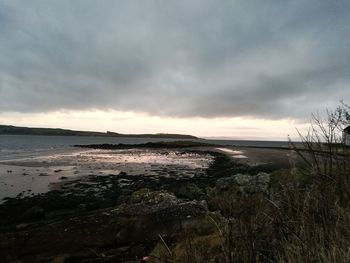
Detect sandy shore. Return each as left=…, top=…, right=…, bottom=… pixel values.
left=0, top=148, right=213, bottom=202
left=215, top=146, right=292, bottom=166
left=0, top=145, right=293, bottom=202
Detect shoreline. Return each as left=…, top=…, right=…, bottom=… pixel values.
left=0, top=144, right=294, bottom=262
left=0, top=147, right=214, bottom=202
left=0, top=144, right=293, bottom=202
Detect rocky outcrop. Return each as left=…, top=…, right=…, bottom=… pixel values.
left=176, top=183, right=204, bottom=200
left=21, top=206, right=45, bottom=221
left=0, top=191, right=208, bottom=262
left=216, top=172, right=270, bottom=194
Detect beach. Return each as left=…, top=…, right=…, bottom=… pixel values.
left=0, top=137, right=293, bottom=262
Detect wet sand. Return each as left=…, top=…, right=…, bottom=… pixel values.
left=0, top=148, right=213, bottom=202
left=0, top=145, right=293, bottom=202
left=213, top=146, right=293, bottom=167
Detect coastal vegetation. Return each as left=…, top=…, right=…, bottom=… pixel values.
left=146, top=103, right=350, bottom=263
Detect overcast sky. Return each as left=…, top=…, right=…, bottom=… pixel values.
left=0, top=1, right=349, bottom=138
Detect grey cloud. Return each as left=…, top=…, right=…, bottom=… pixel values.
left=0, top=0, right=350, bottom=120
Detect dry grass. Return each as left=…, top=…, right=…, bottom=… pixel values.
left=148, top=105, right=350, bottom=263
left=149, top=168, right=350, bottom=262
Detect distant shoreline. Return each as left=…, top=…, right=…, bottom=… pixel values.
left=0, top=125, right=199, bottom=140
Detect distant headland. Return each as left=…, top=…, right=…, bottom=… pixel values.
left=0, top=125, right=198, bottom=139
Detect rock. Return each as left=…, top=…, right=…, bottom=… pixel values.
left=2, top=189, right=208, bottom=262
left=216, top=172, right=270, bottom=195
left=51, top=255, right=68, bottom=263
left=215, top=176, right=237, bottom=191
left=130, top=188, right=177, bottom=205
left=86, top=202, right=100, bottom=211
left=118, top=178, right=133, bottom=188
left=22, top=206, right=45, bottom=221
left=114, top=197, right=208, bottom=245
left=176, top=183, right=204, bottom=200
left=232, top=173, right=252, bottom=186
left=78, top=203, right=87, bottom=211
left=200, top=200, right=209, bottom=212
left=16, top=223, right=29, bottom=230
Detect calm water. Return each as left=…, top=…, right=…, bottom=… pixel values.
left=0, top=135, right=290, bottom=161
left=0, top=135, right=192, bottom=161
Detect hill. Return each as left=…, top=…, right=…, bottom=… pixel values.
left=0, top=125, right=198, bottom=139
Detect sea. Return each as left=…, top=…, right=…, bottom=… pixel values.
left=0, top=135, right=290, bottom=161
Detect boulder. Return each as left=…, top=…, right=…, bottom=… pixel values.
left=176, top=183, right=204, bottom=200
left=216, top=172, right=270, bottom=195
left=22, top=206, right=45, bottom=221
left=130, top=188, right=177, bottom=205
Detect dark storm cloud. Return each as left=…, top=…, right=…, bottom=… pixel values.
left=0, top=0, right=350, bottom=119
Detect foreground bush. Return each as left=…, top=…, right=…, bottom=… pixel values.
left=148, top=104, right=350, bottom=263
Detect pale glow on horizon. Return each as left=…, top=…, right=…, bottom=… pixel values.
left=0, top=110, right=309, bottom=141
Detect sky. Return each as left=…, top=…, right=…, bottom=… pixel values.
left=0, top=1, right=349, bottom=140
